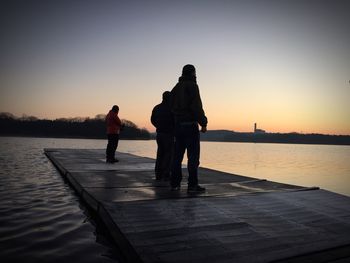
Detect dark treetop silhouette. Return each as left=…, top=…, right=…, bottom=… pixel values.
left=0, top=112, right=150, bottom=140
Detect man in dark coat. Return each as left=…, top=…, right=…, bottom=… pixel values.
left=151, top=91, right=175, bottom=181
left=170, top=64, right=208, bottom=193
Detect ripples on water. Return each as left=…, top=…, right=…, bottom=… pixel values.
left=0, top=137, right=120, bottom=263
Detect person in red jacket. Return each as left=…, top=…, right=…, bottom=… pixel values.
left=105, top=105, right=122, bottom=163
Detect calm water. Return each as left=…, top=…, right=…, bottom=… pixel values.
left=1, top=137, right=349, bottom=262
left=0, top=137, right=121, bottom=263
left=116, top=138, right=350, bottom=197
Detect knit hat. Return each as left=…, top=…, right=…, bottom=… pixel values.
left=111, top=105, right=119, bottom=111
left=182, top=64, right=196, bottom=76
left=162, top=91, right=171, bottom=101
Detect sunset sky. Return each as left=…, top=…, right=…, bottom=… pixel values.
left=1, top=0, right=349, bottom=135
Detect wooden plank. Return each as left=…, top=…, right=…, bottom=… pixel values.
left=44, top=148, right=350, bottom=263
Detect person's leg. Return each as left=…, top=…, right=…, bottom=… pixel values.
left=113, top=134, right=119, bottom=161
left=186, top=124, right=200, bottom=187
left=106, top=134, right=114, bottom=161
left=171, top=126, right=186, bottom=188
left=161, top=134, right=174, bottom=180
left=155, top=133, right=163, bottom=180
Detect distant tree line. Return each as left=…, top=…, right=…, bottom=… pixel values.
left=0, top=112, right=150, bottom=140
left=1, top=112, right=349, bottom=145
left=201, top=130, right=350, bottom=146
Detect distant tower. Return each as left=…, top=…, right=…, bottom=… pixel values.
left=254, top=122, right=266, bottom=134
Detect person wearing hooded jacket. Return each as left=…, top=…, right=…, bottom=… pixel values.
left=170, top=64, right=208, bottom=193
left=151, top=91, right=175, bottom=181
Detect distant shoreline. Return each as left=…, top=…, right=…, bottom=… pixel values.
left=199, top=130, right=350, bottom=146
left=0, top=134, right=149, bottom=141
left=200, top=138, right=350, bottom=146
left=2, top=133, right=349, bottom=146
left=2, top=113, right=348, bottom=145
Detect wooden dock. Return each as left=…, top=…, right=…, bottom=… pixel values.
left=44, top=148, right=350, bottom=263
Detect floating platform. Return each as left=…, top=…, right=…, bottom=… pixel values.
left=44, top=148, right=350, bottom=263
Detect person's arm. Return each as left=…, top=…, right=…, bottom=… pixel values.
left=150, top=106, right=158, bottom=128
left=114, top=113, right=122, bottom=129
left=191, top=85, right=208, bottom=129
left=117, top=116, right=122, bottom=126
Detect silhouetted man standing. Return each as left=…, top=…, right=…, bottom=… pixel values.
left=170, top=64, right=208, bottom=193
left=151, top=91, right=175, bottom=181
left=106, top=105, right=122, bottom=163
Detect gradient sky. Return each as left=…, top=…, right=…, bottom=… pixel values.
left=1, top=0, right=349, bottom=134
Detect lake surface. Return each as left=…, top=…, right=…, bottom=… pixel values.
left=115, top=138, right=350, bottom=197
left=1, top=136, right=349, bottom=262
left=0, top=137, right=121, bottom=263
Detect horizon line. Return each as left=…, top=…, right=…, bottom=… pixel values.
left=1, top=111, right=349, bottom=137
